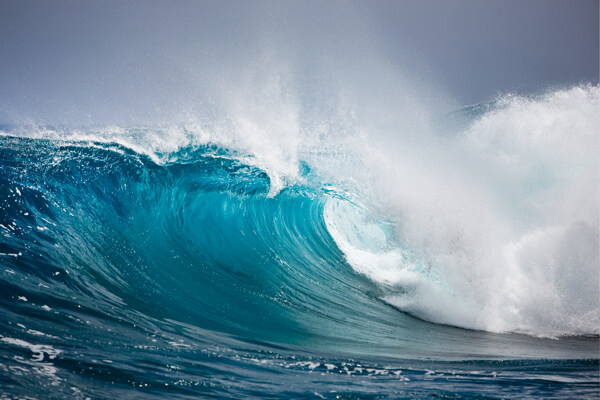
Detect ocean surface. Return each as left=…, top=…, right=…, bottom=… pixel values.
left=0, top=86, right=599, bottom=399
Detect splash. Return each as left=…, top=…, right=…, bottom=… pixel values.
left=337, top=85, right=599, bottom=336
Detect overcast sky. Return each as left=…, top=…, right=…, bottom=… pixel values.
left=0, top=0, right=598, bottom=124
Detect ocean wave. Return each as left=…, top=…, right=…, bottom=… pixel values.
left=1, top=86, right=598, bottom=346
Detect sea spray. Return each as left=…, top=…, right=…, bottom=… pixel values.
left=336, top=85, right=599, bottom=336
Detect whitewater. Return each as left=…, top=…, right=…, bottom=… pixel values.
left=0, top=81, right=598, bottom=399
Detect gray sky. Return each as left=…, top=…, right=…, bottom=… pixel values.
left=0, top=0, right=598, bottom=124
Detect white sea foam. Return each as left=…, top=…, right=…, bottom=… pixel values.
left=328, top=85, right=599, bottom=337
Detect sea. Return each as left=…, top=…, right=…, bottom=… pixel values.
left=0, top=85, right=599, bottom=399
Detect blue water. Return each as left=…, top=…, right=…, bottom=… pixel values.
left=0, top=130, right=598, bottom=399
